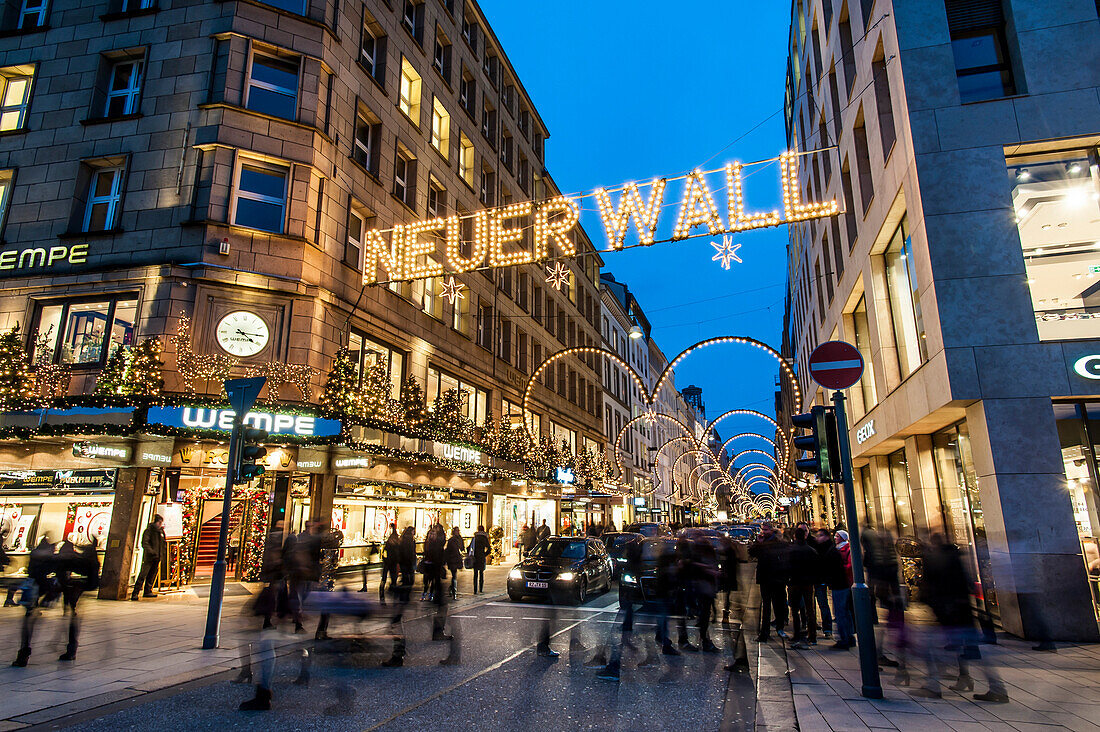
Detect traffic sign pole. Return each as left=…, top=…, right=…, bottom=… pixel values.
left=832, top=388, right=882, bottom=698
left=202, top=377, right=266, bottom=650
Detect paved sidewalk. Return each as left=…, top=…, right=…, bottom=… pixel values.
left=784, top=623, right=1100, bottom=732
left=0, top=565, right=511, bottom=730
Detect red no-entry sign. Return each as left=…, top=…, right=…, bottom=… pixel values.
left=808, top=341, right=864, bottom=390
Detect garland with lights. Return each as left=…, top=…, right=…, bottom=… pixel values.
left=179, top=483, right=269, bottom=584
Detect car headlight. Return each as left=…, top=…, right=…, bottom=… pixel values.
left=557, top=572, right=575, bottom=581
left=621, top=573, right=637, bottom=585
left=508, top=568, right=522, bottom=580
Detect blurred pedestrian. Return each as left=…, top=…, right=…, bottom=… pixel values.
left=913, top=533, right=1008, bottom=703
left=445, top=526, right=464, bottom=600
left=381, top=527, right=416, bottom=667
left=535, top=519, right=551, bottom=544
left=655, top=539, right=680, bottom=655
left=749, top=523, right=790, bottom=642
left=692, top=536, right=720, bottom=653
left=674, top=537, right=700, bottom=652
left=717, top=534, right=740, bottom=623
left=864, top=525, right=904, bottom=669
left=470, top=525, right=489, bottom=594
left=130, top=514, right=166, bottom=601
left=378, top=524, right=399, bottom=606
left=788, top=527, right=819, bottom=649
left=55, top=537, right=99, bottom=662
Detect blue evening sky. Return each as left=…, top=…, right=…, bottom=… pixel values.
left=481, top=0, right=793, bottom=464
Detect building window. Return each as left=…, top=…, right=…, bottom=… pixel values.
left=427, top=177, right=446, bottom=217
left=348, top=332, right=405, bottom=395
left=883, top=216, right=927, bottom=377
left=502, top=397, right=523, bottom=428
left=481, top=97, right=496, bottom=145
left=401, top=0, right=424, bottom=43
left=1008, top=150, right=1100, bottom=340
left=482, top=51, right=498, bottom=87
left=394, top=147, right=416, bottom=208
left=851, top=294, right=877, bottom=411
left=433, top=31, right=451, bottom=82
left=427, top=366, right=487, bottom=423
left=451, top=283, right=470, bottom=334
left=0, top=168, right=13, bottom=232
left=104, top=56, right=144, bottom=118
left=479, top=164, right=494, bottom=206
left=345, top=202, right=373, bottom=269
left=246, top=49, right=298, bottom=121
left=500, top=131, right=512, bottom=171
left=459, top=68, right=475, bottom=117
left=477, top=302, right=492, bottom=350
left=398, top=56, right=421, bottom=124
left=17, top=0, right=48, bottom=30
left=232, top=158, right=288, bottom=233
left=33, top=296, right=138, bottom=367
left=853, top=110, right=874, bottom=214
left=459, top=133, right=474, bottom=186
left=461, top=14, right=477, bottom=51
left=946, top=0, right=1016, bottom=103
left=353, top=107, right=381, bottom=175
left=0, top=64, right=34, bottom=132
left=431, top=98, right=449, bottom=158
left=886, top=449, right=916, bottom=536
left=82, top=165, right=125, bottom=232
left=871, top=48, right=895, bottom=157
left=359, top=11, right=387, bottom=85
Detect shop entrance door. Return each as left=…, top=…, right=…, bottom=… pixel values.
left=192, top=498, right=248, bottom=581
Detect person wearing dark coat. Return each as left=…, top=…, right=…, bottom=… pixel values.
left=131, top=515, right=167, bottom=600
left=378, top=524, right=399, bottom=605
left=787, top=527, right=820, bottom=648
left=535, top=519, right=551, bottom=544
left=810, top=529, right=835, bottom=640
left=423, top=525, right=452, bottom=642
left=913, top=534, right=1008, bottom=703
left=470, top=526, right=490, bottom=593
left=691, top=537, right=721, bottom=653
left=749, top=523, right=790, bottom=642
left=518, top=524, right=537, bottom=559
left=445, top=527, right=465, bottom=599
left=382, top=527, right=417, bottom=668
left=716, top=535, right=741, bottom=622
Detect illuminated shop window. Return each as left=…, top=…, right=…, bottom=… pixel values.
left=883, top=216, right=927, bottom=376
left=1009, top=150, right=1100, bottom=341
left=33, top=296, right=137, bottom=366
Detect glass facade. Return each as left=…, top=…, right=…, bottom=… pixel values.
left=932, top=421, right=997, bottom=615
left=852, top=295, right=877, bottom=413
left=1054, top=402, right=1100, bottom=614
left=883, top=216, right=928, bottom=377
left=1007, top=149, right=1100, bottom=341
left=886, top=448, right=916, bottom=537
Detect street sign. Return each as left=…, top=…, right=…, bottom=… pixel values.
left=807, top=340, right=864, bottom=390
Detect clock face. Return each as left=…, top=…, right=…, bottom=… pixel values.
left=215, top=311, right=270, bottom=357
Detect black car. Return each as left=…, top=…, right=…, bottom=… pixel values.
left=599, top=531, right=644, bottom=580
left=507, top=537, right=613, bottom=604
left=618, top=537, right=677, bottom=606
left=622, top=522, right=672, bottom=538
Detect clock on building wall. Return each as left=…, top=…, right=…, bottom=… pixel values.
left=215, top=310, right=270, bottom=357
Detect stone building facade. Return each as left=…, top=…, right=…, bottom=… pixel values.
left=780, top=0, right=1100, bottom=640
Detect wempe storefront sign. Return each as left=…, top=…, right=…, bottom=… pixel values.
left=72, top=441, right=131, bottom=462
left=147, top=406, right=341, bottom=438
left=0, top=469, right=117, bottom=492
left=432, top=442, right=483, bottom=464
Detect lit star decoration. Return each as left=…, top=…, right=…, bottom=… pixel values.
left=710, top=235, right=742, bottom=270
left=545, top=262, right=570, bottom=290
left=440, top=276, right=465, bottom=305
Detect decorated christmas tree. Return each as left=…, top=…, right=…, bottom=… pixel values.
left=0, top=325, right=34, bottom=407
left=95, top=339, right=164, bottom=397
left=524, top=436, right=554, bottom=478
left=430, top=387, right=474, bottom=442
left=399, top=376, right=429, bottom=429
left=481, top=411, right=507, bottom=454
left=360, top=360, right=392, bottom=420
left=320, top=347, right=361, bottom=416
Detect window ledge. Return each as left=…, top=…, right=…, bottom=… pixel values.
left=197, top=102, right=334, bottom=144
left=960, top=92, right=1029, bottom=106
left=100, top=7, right=159, bottom=22
left=0, top=128, right=29, bottom=138
left=390, top=193, right=417, bottom=215
left=219, top=0, right=338, bottom=41
left=59, top=228, right=124, bottom=240
left=401, top=24, right=424, bottom=52
left=356, top=60, right=387, bottom=95
left=180, top=219, right=310, bottom=244
left=81, top=113, right=143, bottom=126
left=461, top=105, right=475, bottom=123
left=0, top=25, right=50, bottom=38
left=396, top=106, right=420, bottom=130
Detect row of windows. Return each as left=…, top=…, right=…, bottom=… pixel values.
left=7, top=0, right=153, bottom=33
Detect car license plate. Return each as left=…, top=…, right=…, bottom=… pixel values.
left=527, top=581, right=548, bottom=589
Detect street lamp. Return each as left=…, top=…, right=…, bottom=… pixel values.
left=628, top=323, right=644, bottom=339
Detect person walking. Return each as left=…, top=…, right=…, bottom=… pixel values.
left=130, top=514, right=167, bottom=601
left=716, top=534, right=741, bottom=624
left=424, top=524, right=452, bottom=642
left=822, top=528, right=855, bottom=649
left=749, top=523, right=790, bottom=642
left=445, top=527, right=465, bottom=600
left=810, top=528, right=834, bottom=640
left=518, top=524, right=536, bottom=560
left=382, top=526, right=416, bottom=668
left=378, top=524, right=399, bottom=606
left=535, top=519, right=551, bottom=544
left=470, top=526, right=490, bottom=594
left=787, top=527, right=819, bottom=649
left=913, top=533, right=1008, bottom=703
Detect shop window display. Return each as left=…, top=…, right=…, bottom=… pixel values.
left=34, top=297, right=137, bottom=366
left=1008, top=150, right=1100, bottom=340
left=1054, top=402, right=1100, bottom=611
left=1, top=497, right=112, bottom=578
